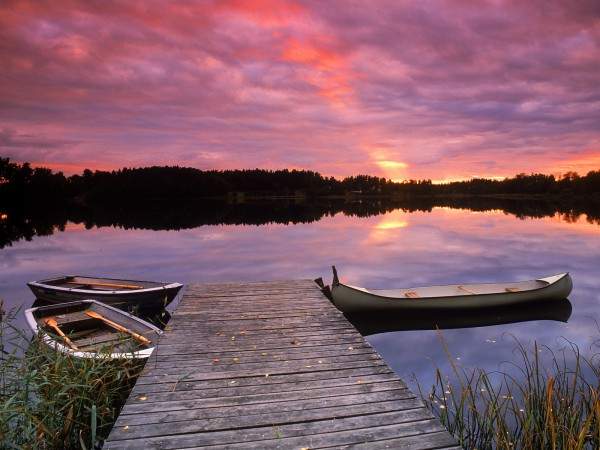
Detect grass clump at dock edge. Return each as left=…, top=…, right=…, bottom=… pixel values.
left=421, top=332, right=600, bottom=450
left=0, top=305, right=144, bottom=449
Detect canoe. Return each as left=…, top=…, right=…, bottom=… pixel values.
left=27, top=276, right=183, bottom=310
left=330, top=266, right=573, bottom=313
left=345, top=298, right=572, bottom=336
left=24, top=300, right=162, bottom=359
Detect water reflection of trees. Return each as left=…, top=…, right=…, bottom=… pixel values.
left=419, top=196, right=600, bottom=224
left=2, top=196, right=600, bottom=248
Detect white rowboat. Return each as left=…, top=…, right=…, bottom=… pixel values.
left=330, top=266, right=573, bottom=313
left=25, top=300, right=162, bottom=359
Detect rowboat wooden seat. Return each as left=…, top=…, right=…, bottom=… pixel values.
left=55, top=311, right=95, bottom=326
left=77, top=334, right=127, bottom=350
left=505, top=287, right=520, bottom=292
left=404, top=291, right=420, bottom=298
left=65, top=281, right=144, bottom=290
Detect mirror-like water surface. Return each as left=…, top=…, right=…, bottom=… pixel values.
left=1, top=204, right=599, bottom=390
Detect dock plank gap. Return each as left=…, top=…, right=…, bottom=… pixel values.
left=105, top=279, right=458, bottom=449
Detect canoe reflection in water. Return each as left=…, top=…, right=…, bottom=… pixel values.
left=344, top=298, right=572, bottom=336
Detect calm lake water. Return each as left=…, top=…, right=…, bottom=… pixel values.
left=1, top=202, right=599, bottom=391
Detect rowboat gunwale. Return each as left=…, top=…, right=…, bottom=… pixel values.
left=24, top=299, right=163, bottom=359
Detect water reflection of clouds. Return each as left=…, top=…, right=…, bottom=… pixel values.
left=1, top=206, right=599, bottom=390
left=360, top=210, right=600, bottom=388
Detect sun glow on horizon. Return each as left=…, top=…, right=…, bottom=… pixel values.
left=375, top=219, right=408, bottom=230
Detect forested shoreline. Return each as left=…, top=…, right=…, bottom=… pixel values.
left=2, top=157, right=600, bottom=206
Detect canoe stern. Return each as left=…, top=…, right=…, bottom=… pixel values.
left=538, top=272, right=573, bottom=300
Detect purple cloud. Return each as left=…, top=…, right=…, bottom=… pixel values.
left=0, top=0, right=598, bottom=179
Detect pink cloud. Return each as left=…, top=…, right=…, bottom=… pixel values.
left=0, top=0, right=599, bottom=178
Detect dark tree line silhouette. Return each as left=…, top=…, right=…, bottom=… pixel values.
left=2, top=195, right=600, bottom=250
left=2, top=157, right=600, bottom=208
left=2, top=155, right=600, bottom=249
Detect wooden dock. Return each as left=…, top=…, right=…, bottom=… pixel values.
left=105, top=279, right=458, bottom=449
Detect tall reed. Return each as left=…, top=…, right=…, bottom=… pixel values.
left=421, top=332, right=600, bottom=450
left=0, top=305, right=144, bottom=449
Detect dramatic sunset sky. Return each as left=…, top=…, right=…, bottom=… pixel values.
left=1, top=0, right=599, bottom=181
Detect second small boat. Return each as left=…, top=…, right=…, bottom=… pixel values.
left=330, top=266, right=573, bottom=313
left=27, top=275, right=183, bottom=310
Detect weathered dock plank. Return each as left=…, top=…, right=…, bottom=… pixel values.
left=105, top=279, right=457, bottom=449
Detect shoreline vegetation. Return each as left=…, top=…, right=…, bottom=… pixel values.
left=0, top=305, right=144, bottom=448
left=422, top=333, right=600, bottom=450
left=2, top=157, right=600, bottom=205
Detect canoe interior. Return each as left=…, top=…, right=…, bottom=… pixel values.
left=33, top=301, right=159, bottom=354
left=41, top=276, right=165, bottom=291
left=358, top=279, right=548, bottom=299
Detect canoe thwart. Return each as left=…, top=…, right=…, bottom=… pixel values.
left=458, top=285, right=477, bottom=295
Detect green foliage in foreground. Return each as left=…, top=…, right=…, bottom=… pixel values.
left=0, top=305, right=144, bottom=449
left=422, top=334, right=600, bottom=450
